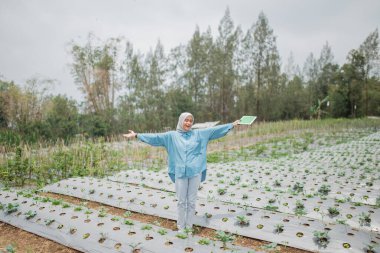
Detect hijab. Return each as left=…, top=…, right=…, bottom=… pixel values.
left=176, top=112, right=194, bottom=132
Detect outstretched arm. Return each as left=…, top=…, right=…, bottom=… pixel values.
left=123, top=130, right=138, bottom=139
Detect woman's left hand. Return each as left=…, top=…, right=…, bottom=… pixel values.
left=232, top=120, right=240, bottom=127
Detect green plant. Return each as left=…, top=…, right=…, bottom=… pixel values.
left=24, top=210, right=37, bottom=219
left=45, top=219, right=55, bottom=226
left=217, top=188, right=227, bottom=195
left=215, top=230, right=234, bottom=249
left=313, top=230, right=330, bottom=247
left=124, top=220, right=134, bottom=226
left=318, top=184, right=331, bottom=196
left=327, top=207, right=340, bottom=217
left=157, top=228, right=167, bottom=235
left=5, top=244, right=15, bottom=253
left=176, top=232, right=188, bottom=239
left=198, top=238, right=210, bottom=245
left=292, top=182, right=304, bottom=193
left=141, top=224, right=152, bottom=230
left=5, top=203, right=19, bottom=214
left=236, top=215, right=250, bottom=226
left=274, top=223, right=284, bottom=233
left=359, top=212, right=371, bottom=226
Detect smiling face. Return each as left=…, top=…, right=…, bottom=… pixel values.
left=182, top=115, right=193, bottom=131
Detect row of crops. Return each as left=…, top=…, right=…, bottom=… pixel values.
left=0, top=123, right=379, bottom=252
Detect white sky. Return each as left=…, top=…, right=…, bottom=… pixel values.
left=0, top=0, right=379, bottom=101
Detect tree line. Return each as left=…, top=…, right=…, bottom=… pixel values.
left=1, top=9, right=379, bottom=145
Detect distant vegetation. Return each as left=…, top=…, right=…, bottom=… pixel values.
left=0, top=8, right=379, bottom=145
left=1, top=118, right=378, bottom=188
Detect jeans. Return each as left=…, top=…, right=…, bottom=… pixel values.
left=175, top=174, right=201, bottom=230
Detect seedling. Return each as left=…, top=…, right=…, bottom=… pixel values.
left=5, top=203, right=19, bottom=214
left=313, top=230, right=330, bottom=247
left=215, top=230, right=234, bottom=249
left=45, top=219, right=55, bottom=226
left=236, top=215, right=250, bottom=226
left=217, top=188, right=227, bottom=195
left=141, top=224, right=152, bottom=230
left=327, top=207, right=340, bottom=217
left=274, top=223, right=284, bottom=233
left=318, top=184, right=331, bottom=196
left=157, top=228, right=167, bottom=235
left=292, top=182, right=304, bottom=193
left=198, top=238, right=210, bottom=245
left=176, top=232, right=188, bottom=239
left=359, top=212, right=371, bottom=226
left=24, top=210, right=37, bottom=219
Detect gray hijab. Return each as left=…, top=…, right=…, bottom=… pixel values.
left=176, top=112, right=194, bottom=132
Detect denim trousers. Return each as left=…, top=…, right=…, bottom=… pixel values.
left=175, top=174, right=201, bottom=230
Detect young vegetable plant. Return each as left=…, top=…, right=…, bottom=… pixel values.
left=327, top=207, right=340, bottom=217
left=24, top=210, right=37, bottom=219
left=359, top=212, right=371, bottom=226
left=215, top=230, right=234, bottom=250
left=5, top=203, right=19, bottom=214
left=318, top=184, right=331, bottom=196
left=236, top=215, right=250, bottom=227
left=274, top=223, right=284, bottom=233
left=313, top=230, right=330, bottom=248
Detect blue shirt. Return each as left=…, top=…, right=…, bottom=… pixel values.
left=137, top=123, right=234, bottom=182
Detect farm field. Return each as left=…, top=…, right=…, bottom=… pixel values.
left=0, top=119, right=379, bottom=253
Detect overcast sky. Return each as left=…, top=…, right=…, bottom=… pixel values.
left=0, top=0, right=379, bottom=101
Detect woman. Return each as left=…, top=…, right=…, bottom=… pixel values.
left=123, top=112, right=239, bottom=232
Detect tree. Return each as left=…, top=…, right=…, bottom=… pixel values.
left=70, top=34, right=122, bottom=133
left=45, top=95, right=78, bottom=140
left=358, top=28, right=379, bottom=115
left=242, top=12, right=280, bottom=120
left=212, top=7, right=240, bottom=122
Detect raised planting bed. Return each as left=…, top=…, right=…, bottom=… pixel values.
left=0, top=189, right=257, bottom=253
left=43, top=177, right=380, bottom=253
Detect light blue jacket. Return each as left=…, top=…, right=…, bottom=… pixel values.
left=137, top=123, right=234, bottom=182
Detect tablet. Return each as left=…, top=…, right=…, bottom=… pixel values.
left=239, top=116, right=257, bottom=125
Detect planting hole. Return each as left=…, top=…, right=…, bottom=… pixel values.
left=128, top=231, right=136, bottom=235
left=59, top=213, right=66, bottom=216
left=185, top=247, right=194, bottom=252
left=296, top=232, right=304, bottom=237
left=114, top=243, right=122, bottom=249
left=165, top=241, right=173, bottom=246
left=84, top=219, right=91, bottom=223
left=113, top=227, right=120, bottom=231
left=97, top=223, right=104, bottom=226
left=343, top=243, right=351, bottom=248
left=145, top=236, right=153, bottom=240
left=71, top=216, right=78, bottom=219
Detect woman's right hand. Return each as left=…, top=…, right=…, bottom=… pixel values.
left=123, top=130, right=137, bottom=139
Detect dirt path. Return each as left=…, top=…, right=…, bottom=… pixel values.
left=0, top=221, right=80, bottom=253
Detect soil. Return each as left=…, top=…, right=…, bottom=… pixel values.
left=0, top=221, right=80, bottom=253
